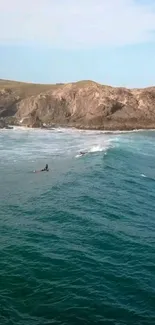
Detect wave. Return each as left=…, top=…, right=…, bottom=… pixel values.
left=89, top=143, right=111, bottom=153
left=75, top=141, right=114, bottom=158
left=1, top=126, right=153, bottom=164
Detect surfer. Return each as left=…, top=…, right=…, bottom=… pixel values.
left=80, top=151, right=86, bottom=156
left=33, top=164, right=49, bottom=173
left=41, top=164, right=49, bottom=172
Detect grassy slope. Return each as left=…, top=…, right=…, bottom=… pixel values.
left=0, top=79, right=64, bottom=98
left=0, top=79, right=154, bottom=98
left=0, top=79, right=104, bottom=97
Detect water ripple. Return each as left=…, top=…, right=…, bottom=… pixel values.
left=0, top=129, right=155, bottom=324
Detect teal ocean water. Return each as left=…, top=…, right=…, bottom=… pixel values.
left=0, top=127, right=155, bottom=325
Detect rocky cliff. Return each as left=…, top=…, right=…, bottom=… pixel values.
left=0, top=79, right=155, bottom=130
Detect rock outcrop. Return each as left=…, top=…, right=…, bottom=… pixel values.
left=0, top=79, right=155, bottom=130
left=0, top=118, right=13, bottom=129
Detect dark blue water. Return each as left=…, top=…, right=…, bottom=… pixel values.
left=0, top=128, right=155, bottom=325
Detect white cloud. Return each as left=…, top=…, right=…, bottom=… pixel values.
left=0, top=0, right=155, bottom=48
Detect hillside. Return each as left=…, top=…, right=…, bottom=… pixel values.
left=0, top=79, right=155, bottom=130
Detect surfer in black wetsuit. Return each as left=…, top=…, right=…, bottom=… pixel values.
left=41, top=164, right=49, bottom=171
left=80, top=151, right=86, bottom=156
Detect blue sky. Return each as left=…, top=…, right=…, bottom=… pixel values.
left=0, top=0, right=155, bottom=87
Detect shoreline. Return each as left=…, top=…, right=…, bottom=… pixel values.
left=1, top=79, right=155, bottom=134
left=1, top=124, right=155, bottom=134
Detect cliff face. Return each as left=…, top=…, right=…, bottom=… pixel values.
left=0, top=79, right=155, bottom=130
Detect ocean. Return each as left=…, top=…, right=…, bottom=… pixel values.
left=0, top=127, right=155, bottom=325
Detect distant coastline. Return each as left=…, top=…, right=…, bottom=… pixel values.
left=0, top=79, right=155, bottom=131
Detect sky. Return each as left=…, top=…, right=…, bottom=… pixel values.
left=0, top=0, right=155, bottom=87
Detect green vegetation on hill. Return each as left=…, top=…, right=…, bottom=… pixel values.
left=0, top=79, right=64, bottom=98
left=0, top=79, right=103, bottom=98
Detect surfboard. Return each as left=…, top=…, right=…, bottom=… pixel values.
left=76, top=153, right=87, bottom=158
left=33, top=170, right=49, bottom=173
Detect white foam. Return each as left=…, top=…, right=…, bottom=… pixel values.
left=75, top=154, right=83, bottom=158
left=89, top=143, right=111, bottom=153
left=1, top=125, right=155, bottom=134
left=0, top=127, right=119, bottom=162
